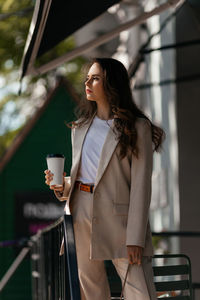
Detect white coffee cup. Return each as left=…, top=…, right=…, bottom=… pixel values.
left=46, top=154, right=65, bottom=187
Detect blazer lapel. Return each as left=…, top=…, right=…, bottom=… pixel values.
left=95, top=123, right=119, bottom=188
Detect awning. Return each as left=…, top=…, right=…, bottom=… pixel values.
left=20, top=0, right=120, bottom=79
left=20, top=0, right=183, bottom=80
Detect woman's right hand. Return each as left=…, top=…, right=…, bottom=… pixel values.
left=44, top=169, right=66, bottom=192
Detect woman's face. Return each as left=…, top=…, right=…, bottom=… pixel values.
left=85, top=63, right=107, bottom=103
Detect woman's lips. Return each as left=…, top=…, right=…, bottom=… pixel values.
left=86, top=89, right=92, bottom=94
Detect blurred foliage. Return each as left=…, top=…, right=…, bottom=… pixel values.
left=0, top=127, right=22, bottom=156
left=0, top=0, right=34, bottom=73
left=0, top=0, right=87, bottom=158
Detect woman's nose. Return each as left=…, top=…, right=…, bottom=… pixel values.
left=85, top=78, right=91, bottom=86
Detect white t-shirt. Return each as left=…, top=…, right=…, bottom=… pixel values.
left=76, top=116, right=113, bottom=184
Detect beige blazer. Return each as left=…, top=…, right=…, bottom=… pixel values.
left=55, top=116, right=154, bottom=259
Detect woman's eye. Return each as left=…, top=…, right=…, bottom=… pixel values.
left=85, top=76, right=99, bottom=82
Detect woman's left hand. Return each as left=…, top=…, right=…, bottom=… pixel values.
left=127, top=245, right=143, bottom=265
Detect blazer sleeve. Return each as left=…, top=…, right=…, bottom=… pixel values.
left=54, top=127, right=75, bottom=202
left=54, top=176, right=71, bottom=201
left=126, top=119, right=153, bottom=247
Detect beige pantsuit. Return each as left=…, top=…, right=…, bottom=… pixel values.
left=55, top=116, right=157, bottom=299
left=71, top=188, right=156, bottom=300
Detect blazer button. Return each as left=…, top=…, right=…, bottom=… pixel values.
left=92, top=217, right=98, bottom=224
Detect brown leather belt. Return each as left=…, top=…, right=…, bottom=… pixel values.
left=75, top=181, right=94, bottom=193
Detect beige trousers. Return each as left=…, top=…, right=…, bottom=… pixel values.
left=71, top=189, right=157, bottom=300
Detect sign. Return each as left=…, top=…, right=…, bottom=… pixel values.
left=15, top=191, right=65, bottom=237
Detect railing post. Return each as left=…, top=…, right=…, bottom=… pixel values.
left=63, top=214, right=81, bottom=300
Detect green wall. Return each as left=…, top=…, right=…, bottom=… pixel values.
left=0, top=83, right=77, bottom=299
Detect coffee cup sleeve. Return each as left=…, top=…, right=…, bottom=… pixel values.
left=54, top=176, right=71, bottom=201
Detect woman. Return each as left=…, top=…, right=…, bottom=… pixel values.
left=45, top=58, right=164, bottom=300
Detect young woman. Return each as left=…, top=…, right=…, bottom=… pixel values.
left=45, top=58, right=164, bottom=300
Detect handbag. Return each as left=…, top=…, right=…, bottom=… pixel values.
left=120, top=264, right=131, bottom=300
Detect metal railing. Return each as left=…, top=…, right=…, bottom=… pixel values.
left=0, top=215, right=81, bottom=300
left=1, top=220, right=200, bottom=300
left=31, top=215, right=80, bottom=300
left=30, top=227, right=200, bottom=300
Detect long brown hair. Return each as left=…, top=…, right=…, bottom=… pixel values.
left=72, top=57, right=165, bottom=158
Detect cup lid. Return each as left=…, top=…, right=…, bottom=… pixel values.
left=46, top=154, right=65, bottom=158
